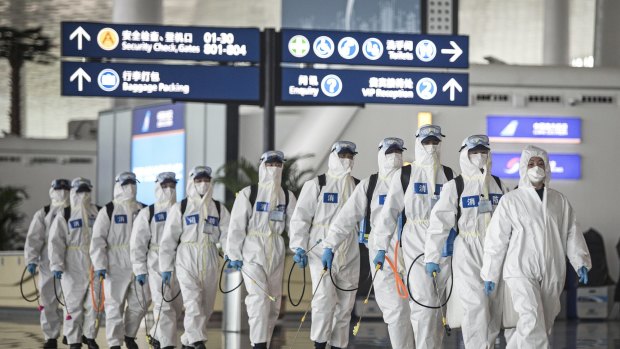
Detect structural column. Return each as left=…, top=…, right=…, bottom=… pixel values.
left=542, top=0, right=569, bottom=65
left=594, top=0, right=620, bottom=67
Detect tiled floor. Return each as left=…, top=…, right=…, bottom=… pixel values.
left=1, top=308, right=619, bottom=348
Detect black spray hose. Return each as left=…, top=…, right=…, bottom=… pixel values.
left=287, top=262, right=305, bottom=307
left=330, top=267, right=371, bottom=292
left=219, top=261, right=243, bottom=294
left=161, top=281, right=181, bottom=303
left=406, top=253, right=454, bottom=309
left=53, top=277, right=66, bottom=307
left=20, top=266, right=40, bottom=303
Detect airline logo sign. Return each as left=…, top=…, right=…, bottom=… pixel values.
left=492, top=153, right=581, bottom=180
left=487, top=116, right=581, bottom=144
left=281, top=29, right=468, bottom=68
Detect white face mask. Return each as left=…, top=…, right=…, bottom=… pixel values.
left=469, top=153, right=489, bottom=169
left=161, top=187, right=176, bottom=202
left=51, top=189, right=69, bottom=205
left=384, top=153, right=403, bottom=170
left=423, top=144, right=438, bottom=155
left=339, top=158, right=354, bottom=172
left=195, top=182, right=209, bottom=196
left=122, top=184, right=137, bottom=199
left=527, top=166, right=546, bottom=184
left=76, top=192, right=90, bottom=204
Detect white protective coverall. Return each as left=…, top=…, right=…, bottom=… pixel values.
left=159, top=179, right=231, bottom=345
left=481, top=146, right=591, bottom=349
left=425, top=144, right=509, bottom=348
left=326, top=146, right=414, bottom=348
left=48, top=186, right=101, bottom=344
left=131, top=184, right=185, bottom=347
left=24, top=188, right=69, bottom=341
left=90, top=182, right=149, bottom=347
left=227, top=162, right=297, bottom=346
left=374, top=137, right=454, bottom=348
left=290, top=152, right=359, bottom=348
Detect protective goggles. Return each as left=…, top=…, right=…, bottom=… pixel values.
left=416, top=125, right=445, bottom=141
left=156, top=172, right=178, bottom=184
left=71, top=178, right=92, bottom=192
left=190, top=166, right=212, bottom=179
left=115, top=172, right=139, bottom=185
left=378, top=137, right=406, bottom=152
left=460, top=135, right=490, bottom=152
left=260, top=150, right=286, bottom=164
left=50, top=179, right=71, bottom=190
left=330, top=141, right=358, bottom=155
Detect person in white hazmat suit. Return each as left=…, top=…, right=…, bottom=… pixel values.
left=90, top=171, right=149, bottom=349
left=25, top=179, right=71, bottom=349
left=326, top=138, right=414, bottom=348
left=48, top=178, right=101, bottom=349
left=227, top=151, right=297, bottom=349
left=159, top=166, right=231, bottom=349
left=424, top=135, right=510, bottom=348
left=289, top=141, right=359, bottom=349
left=130, top=172, right=185, bottom=349
left=373, top=125, right=455, bottom=349
left=481, top=145, right=591, bottom=348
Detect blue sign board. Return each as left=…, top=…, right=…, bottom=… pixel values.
left=487, top=116, right=582, bottom=144
left=131, top=103, right=186, bottom=204
left=62, top=22, right=260, bottom=62
left=61, top=62, right=260, bottom=103
left=281, top=68, right=468, bottom=106
left=492, top=153, right=581, bottom=180
left=281, top=29, right=468, bottom=68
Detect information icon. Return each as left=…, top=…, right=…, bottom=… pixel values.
left=321, top=74, right=343, bottom=97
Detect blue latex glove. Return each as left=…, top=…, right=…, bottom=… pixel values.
left=228, top=260, right=243, bottom=271
left=322, top=248, right=334, bottom=270
left=578, top=266, right=589, bottom=285
left=441, top=228, right=458, bottom=257
left=293, top=248, right=308, bottom=269
left=27, top=263, right=37, bottom=275
left=373, top=250, right=386, bottom=270
left=136, top=274, right=147, bottom=286
left=425, top=262, right=441, bottom=277
left=162, top=271, right=172, bottom=285
left=95, top=269, right=106, bottom=279
left=53, top=270, right=63, bottom=279
left=484, top=281, right=496, bottom=295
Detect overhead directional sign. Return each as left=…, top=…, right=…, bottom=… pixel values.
left=281, top=68, right=468, bottom=106
left=487, top=115, right=582, bottom=144
left=62, top=21, right=261, bottom=62
left=62, top=61, right=260, bottom=103
left=281, top=29, right=468, bottom=68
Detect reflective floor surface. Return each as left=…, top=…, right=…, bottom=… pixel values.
left=1, top=307, right=619, bottom=348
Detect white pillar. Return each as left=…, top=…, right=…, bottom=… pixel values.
left=594, top=0, right=620, bottom=67
left=543, top=0, right=569, bottom=65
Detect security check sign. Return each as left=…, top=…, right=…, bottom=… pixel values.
left=281, top=68, right=468, bottom=106
left=281, top=29, right=468, bottom=68
left=62, top=22, right=260, bottom=62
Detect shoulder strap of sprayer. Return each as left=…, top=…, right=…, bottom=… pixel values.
left=105, top=202, right=114, bottom=220
left=249, top=185, right=289, bottom=210
left=148, top=204, right=155, bottom=224
left=363, top=173, right=379, bottom=236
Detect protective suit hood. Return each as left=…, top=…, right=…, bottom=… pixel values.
left=49, top=188, right=69, bottom=207
left=414, top=136, right=441, bottom=167
left=327, top=151, right=354, bottom=178
left=459, top=139, right=490, bottom=179
left=518, top=145, right=551, bottom=189
left=258, top=161, right=283, bottom=188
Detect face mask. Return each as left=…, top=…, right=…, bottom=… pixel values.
left=51, top=190, right=69, bottom=204
left=76, top=192, right=90, bottom=204
left=339, top=158, right=354, bottom=172
left=195, top=182, right=209, bottom=196
left=122, top=184, right=137, bottom=199
left=527, top=166, right=546, bottom=184
left=161, top=188, right=176, bottom=202
left=469, top=153, right=488, bottom=169
left=384, top=153, right=403, bottom=170
left=423, top=144, right=438, bottom=155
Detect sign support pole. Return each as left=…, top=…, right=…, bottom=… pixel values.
left=263, top=28, right=276, bottom=152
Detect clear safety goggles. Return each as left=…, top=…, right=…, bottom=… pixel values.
left=460, top=135, right=490, bottom=151
left=71, top=177, right=92, bottom=192
left=156, top=171, right=178, bottom=184
left=330, top=141, right=358, bottom=155
left=378, top=137, right=406, bottom=151
left=190, top=166, right=212, bottom=179
left=416, top=125, right=445, bottom=140
left=260, top=150, right=286, bottom=164
left=51, top=179, right=71, bottom=190
left=115, top=172, right=139, bottom=185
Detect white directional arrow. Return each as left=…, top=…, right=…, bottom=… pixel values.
left=440, top=41, right=463, bottom=62
left=69, top=26, right=91, bottom=50
left=442, top=78, right=462, bottom=101
left=70, top=68, right=91, bottom=92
